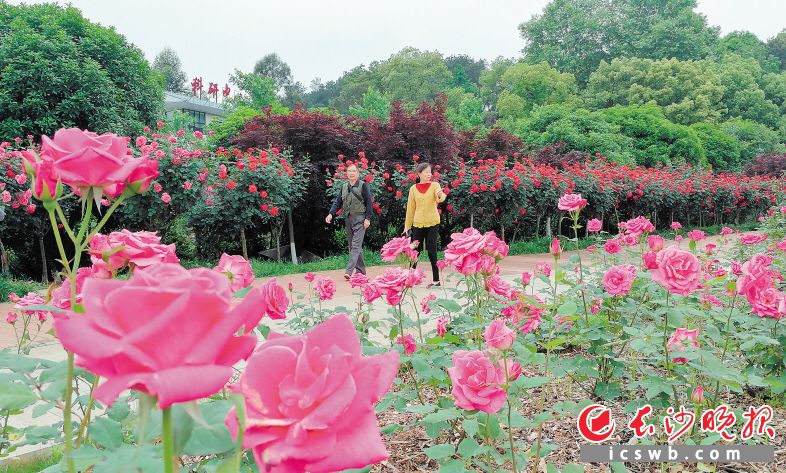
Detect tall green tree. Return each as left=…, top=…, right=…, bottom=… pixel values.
left=331, top=65, right=380, bottom=113
left=720, top=118, right=782, bottom=161
left=519, top=0, right=719, bottom=84
left=767, top=28, right=786, bottom=70
left=688, top=122, right=742, bottom=170
left=0, top=3, right=163, bottom=138
left=445, top=55, right=486, bottom=91
left=349, top=88, right=391, bottom=120
left=444, top=88, right=485, bottom=131
left=716, top=31, right=780, bottom=73
left=374, top=47, right=453, bottom=107
left=584, top=57, right=725, bottom=124
left=253, top=53, right=294, bottom=93
left=495, top=62, right=579, bottom=120
left=153, top=46, right=188, bottom=93
left=479, top=57, right=515, bottom=114
left=709, top=54, right=781, bottom=128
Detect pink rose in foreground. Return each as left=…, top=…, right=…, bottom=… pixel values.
left=692, top=385, right=704, bottom=404
left=740, top=233, right=768, bottom=245
left=604, top=239, right=622, bottom=255
left=89, top=230, right=179, bottom=272
left=349, top=272, right=369, bottom=288
left=486, top=274, right=511, bottom=299
left=304, top=272, right=316, bottom=282
left=667, top=328, right=700, bottom=363
left=484, top=319, right=516, bottom=350
left=650, top=246, right=702, bottom=296
left=380, top=236, right=418, bottom=262
left=436, top=317, right=448, bottom=337
left=501, top=359, right=521, bottom=382
left=736, top=254, right=774, bottom=299
left=53, top=264, right=268, bottom=408
left=687, top=230, right=705, bottom=242
left=671, top=222, right=682, bottom=230
left=443, top=228, right=488, bottom=275
left=557, top=193, right=587, bottom=212
left=749, top=287, right=784, bottom=319
left=362, top=282, right=381, bottom=303
left=314, top=276, right=337, bottom=301
left=225, top=314, right=399, bottom=473
left=720, top=227, right=734, bottom=236
left=587, top=218, right=602, bottom=233
left=258, top=278, right=288, bottom=320
left=30, top=157, right=62, bottom=202
left=214, top=253, right=255, bottom=292
left=39, top=128, right=140, bottom=197
left=448, top=350, right=507, bottom=414
left=421, top=293, right=436, bottom=314
left=602, top=264, right=637, bottom=296
left=647, top=234, right=665, bottom=252
left=534, top=262, right=551, bottom=277
left=127, top=155, right=159, bottom=194
left=50, top=267, right=99, bottom=310
left=6, top=312, right=16, bottom=324
left=398, top=334, right=417, bottom=354
left=550, top=238, right=562, bottom=258
left=405, top=267, right=425, bottom=288
left=521, top=271, right=532, bottom=286
left=621, top=233, right=638, bottom=246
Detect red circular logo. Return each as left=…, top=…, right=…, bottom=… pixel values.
left=577, top=404, right=616, bottom=443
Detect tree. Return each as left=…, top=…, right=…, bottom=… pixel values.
left=762, top=72, right=786, bottom=114
left=229, top=70, right=279, bottom=109
left=519, top=0, right=719, bottom=84
left=495, top=62, right=579, bottom=120
left=689, top=122, right=742, bottom=170
left=445, top=55, right=486, bottom=92
left=767, top=28, right=786, bottom=70
left=349, top=88, right=392, bottom=120
left=282, top=82, right=306, bottom=107
left=0, top=3, right=163, bottom=139
left=444, top=88, right=485, bottom=131
left=709, top=55, right=781, bottom=128
left=720, top=118, right=782, bottom=161
left=331, top=65, right=380, bottom=113
left=153, top=46, right=188, bottom=93
left=374, top=47, right=453, bottom=107
left=716, top=31, right=780, bottom=73
left=303, top=78, right=342, bottom=109
left=584, top=57, right=725, bottom=125
left=253, top=53, right=293, bottom=93
left=479, top=57, right=515, bottom=114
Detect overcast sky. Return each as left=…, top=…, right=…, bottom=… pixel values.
left=8, top=0, right=786, bottom=90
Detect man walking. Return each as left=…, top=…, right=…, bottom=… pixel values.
left=325, top=164, right=372, bottom=280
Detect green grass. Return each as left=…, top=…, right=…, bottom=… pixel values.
left=0, top=276, right=47, bottom=303
left=0, top=447, right=62, bottom=473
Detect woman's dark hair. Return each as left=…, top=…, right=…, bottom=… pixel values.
left=415, top=162, right=432, bottom=174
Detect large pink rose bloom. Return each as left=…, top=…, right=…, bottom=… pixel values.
left=314, top=276, right=336, bottom=301
left=226, top=314, right=399, bottom=473
left=89, top=230, right=179, bottom=272
left=602, top=264, right=637, bottom=296
left=258, top=278, right=288, bottom=320
left=484, top=319, right=516, bottom=350
left=587, top=218, right=602, bottom=232
left=736, top=254, right=774, bottom=298
left=53, top=264, right=268, bottom=408
left=214, top=253, right=255, bottom=292
left=650, top=246, right=702, bottom=296
left=444, top=228, right=488, bottom=275
left=621, top=216, right=655, bottom=236
left=380, top=236, right=418, bottom=262
left=557, top=193, right=587, bottom=212
left=667, top=328, right=700, bottom=363
left=39, top=128, right=141, bottom=197
left=448, top=350, right=507, bottom=414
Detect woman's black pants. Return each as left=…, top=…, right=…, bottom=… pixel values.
left=411, top=224, right=439, bottom=282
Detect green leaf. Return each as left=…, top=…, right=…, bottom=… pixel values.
left=406, top=403, right=437, bottom=414
left=183, top=400, right=235, bottom=455
left=172, top=404, right=195, bottom=455
left=557, top=301, right=578, bottom=316
left=32, top=403, right=54, bottom=418
left=381, top=424, right=403, bottom=435
left=458, top=437, right=479, bottom=458
left=436, top=299, right=462, bottom=312
left=423, top=408, right=461, bottom=423
left=562, top=464, right=585, bottom=473
left=544, top=337, right=567, bottom=350
left=439, top=459, right=467, bottom=473
left=424, top=443, right=456, bottom=460
left=89, top=417, right=123, bottom=450
left=518, top=376, right=550, bottom=389
left=0, top=382, right=37, bottom=410
left=106, top=398, right=130, bottom=422
left=610, top=462, right=630, bottom=473
left=462, top=418, right=478, bottom=438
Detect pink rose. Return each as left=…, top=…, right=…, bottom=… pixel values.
left=398, top=334, right=417, bottom=354
left=720, top=227, right=734, bottom=236
left=667, top=328, right=700, bottom=363
left=736, top=254, right=774, bottom=299
left=225, top=314, right=399, bottom=473
left=53, top=264, right=268, bottom=408
left=444, top=228, right=488, bottom=275
left=214, top=253, right=255, bottom=292
left=258, top=278, right=288, bottom=320
left=1, top=191, right=10, bottom=203
left=420, top=293, right=436, bottom=314
left=622, top=216, right=655, bottom=236
left=127, top=155, right=159, bottom=194
left=485, top=232, right=510, bottom=258
left=405, top=267, right=425, bottom=288
left=675, top=235, right=684, bottom=243
left=604, top=239, right=622, bottom=255
left=30, top=157, right=62, bottom=202
left=448, top=350, right=507, bottom=414
left=6, top=312, right=17, bottom=324
left=557, top=193, right=587, bottom=212
left=39, top=128, right=141, bottom=197
left=484, top=319, right=516, bottom=350
left=687, top=230, right=705, bottom=241
left=670, top=222, right=682, bottom=230
left=587, top=218, right=603, bottom=232
left=651, top=246, right=702, bottom=296
left=521, top=271, right=532, bottom=286
left=740, top=233, right=768, bottom=245
left=304, top=272, right=315, bottom=282
left=436, top=260, right=447, bottom=270
left=621, top=233, right=639, bottom=246
left=436, top=317, right=448, bottom=336
left=750, top=287, right=784, bottom=319
left=89, top=230, right=179, bottom=272
left=314, top=276, right=336, bottom=301
left=362, top=282, right=381, bottom=303
left=380, top=236, right=418, bottom=262
left=161, top=192, right=171, bottom=203
left=550, top=238, right=562, bottom=258
left=692, top=386, right=703, bottom=404
left=534, top=262, right=551, bottom=277
left=486, top=274, right=511, bottom=299
left=602, top=264, right=637, bottom=296
left=349, top=272, right=369, bottom=288
left=13, top=292, right=51, bottom=321
left=501, top=359, right=521, bottom=382
left=50, top=267, right=98, bottom=310
left=647, top=235, right=665, bottom=252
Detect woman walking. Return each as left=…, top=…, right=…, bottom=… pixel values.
left=404, top=162, right=447, bottom=287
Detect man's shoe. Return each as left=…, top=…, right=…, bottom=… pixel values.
left=344, top=273, right=351, bottom=281
left=427, top=281, right=441, bottom=288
